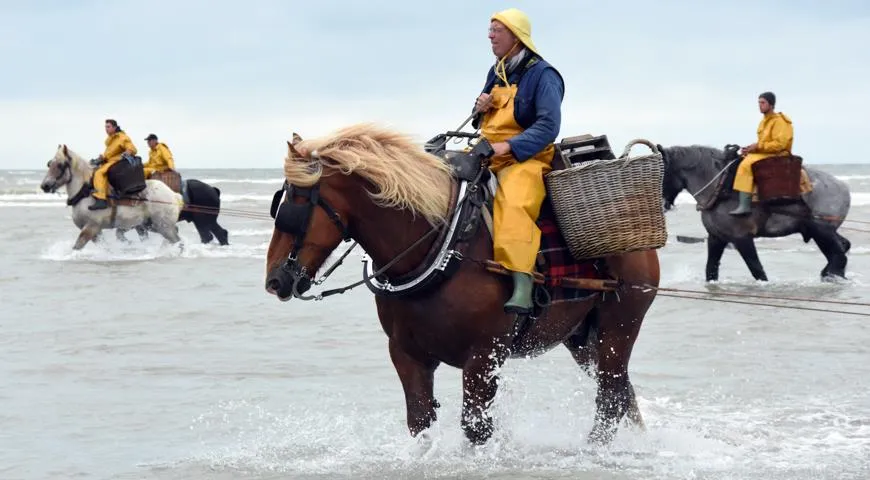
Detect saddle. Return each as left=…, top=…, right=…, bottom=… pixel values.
left=76, top=154, right=148, bottom=208
left=148, top=169, right=183, bottom=194
left=701, top=144, right=812, bottom=210
left=361, top=133, right=615, bottom=312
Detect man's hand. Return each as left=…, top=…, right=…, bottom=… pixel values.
left=492, top=141, right=511, bottom=156
left=475, top=93, right=493, bottom=113
left=741, top=143, right=758, bottom=155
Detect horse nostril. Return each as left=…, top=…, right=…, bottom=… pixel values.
left=267, top=278, right=281, bottom=292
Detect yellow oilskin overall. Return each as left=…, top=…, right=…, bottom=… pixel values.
left=733, top=112, right=793, bottom=193
left=144, top=142, right=175, bottom=177
left=482, top=83, right=555, bottom=275
left=93, top=131, right=137, bottom=200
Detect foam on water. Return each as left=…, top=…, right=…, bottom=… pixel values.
left=39, top=235, right=268, bottom=262
left=150, top=359, right=870, bottom=480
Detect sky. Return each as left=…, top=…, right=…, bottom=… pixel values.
left=1, top=0, right=869, bottom=169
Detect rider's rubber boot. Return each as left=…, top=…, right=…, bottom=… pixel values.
left=728, top=192, right=752, bottom=216
left=504, top=271, right=534, bottom=314
left=89, top=198, right=109, bottom=210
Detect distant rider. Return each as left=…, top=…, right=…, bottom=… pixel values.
left=143, top=133, right=176, bottom=178
left=730, top=91, right=794, bottom=215
left=90, top=119, right=137, bottom=210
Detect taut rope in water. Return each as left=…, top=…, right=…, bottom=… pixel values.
left=632, top=284, right=870, bottom=318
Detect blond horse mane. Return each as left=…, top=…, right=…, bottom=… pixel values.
left=283, top=123, right=454, bottom=225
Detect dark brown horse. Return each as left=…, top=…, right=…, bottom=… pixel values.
left=264, top=124, right=660, bottom=446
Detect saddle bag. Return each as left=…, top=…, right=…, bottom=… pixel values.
left=149, top=169, right=183, bottom=193
left=751, top=155, right=803, bottom=205
left=544, top=138, right=668, bottom=260
left=107, top=154, right=147, bottom=196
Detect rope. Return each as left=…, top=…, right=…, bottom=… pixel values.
left=652, top=291, right=870, bottom=317
left=632, top=284, right=870, bottom=318
left=651, top=286, right=870, bottom=308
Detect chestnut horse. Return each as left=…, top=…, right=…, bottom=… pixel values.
left=264, top=124, right=660, bottom=446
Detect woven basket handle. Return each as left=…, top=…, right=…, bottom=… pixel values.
left=619, top=138, right=661, bottom=162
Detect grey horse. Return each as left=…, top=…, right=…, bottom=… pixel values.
left=657, top=143, right=851, bottom=282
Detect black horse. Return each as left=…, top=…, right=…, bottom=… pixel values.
left=118, top=178, right=229, bottom=245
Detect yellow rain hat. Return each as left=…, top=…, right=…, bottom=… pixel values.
left=491, top=8, right=538, bottom=56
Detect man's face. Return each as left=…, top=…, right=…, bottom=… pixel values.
left=147, top=139, right=158, bottom=149
left=758, top=98, right=772, bottom=114
left=104, top=122, right=116, bottom=135
left=489, top=20, right=517, bottom=58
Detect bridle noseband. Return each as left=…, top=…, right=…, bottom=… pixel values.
left=268, top=179, right=354, bottom=300
left=267, top=177, right=447, bottom=302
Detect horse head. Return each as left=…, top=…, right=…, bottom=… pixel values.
left=657, top=143, right=685, bottom=211
left=265, top=133, right=354, bottom=301
left=723, top=143, right=741, bottom=161
left=40, top=144, right=78, bottom=193
left=264, top=124, right=455, bottom=302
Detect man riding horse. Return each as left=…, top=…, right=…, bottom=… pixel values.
left=472, top=7, right=565, bottom=314
left=90, top=119, right=138, bottom=210
left=143, top=133, right=176, bottom=178
left=730, top=91, right=794, bottom=215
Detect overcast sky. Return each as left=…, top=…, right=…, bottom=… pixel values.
left=2, top=0, right=868, bottom=169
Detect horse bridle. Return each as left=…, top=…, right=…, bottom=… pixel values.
left=268, top=180, right=354, bottom=299
left=268, top=177, right=447, bottom=301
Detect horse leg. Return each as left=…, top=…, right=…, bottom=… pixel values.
left=836, top=231, right=851, bottom=254
left=733, top=238, right=768, bottom=281
left=135, top=224, right=149, bottom=241
left=587, top=290, right=650, bottom=445
left=388, top=335, right=440, bottom=437
left=705, top=234, right=729, bottom=282
left=210, top=219, right=229, bottom=246
left=461, top=341, right=508, bottom=445
left=193, top=219, right=215, bottom=244
left=808, top=224, right=848, bottom=280
left=564, top=310, right=646, bottom=431
left=116, top=229, right=130, bottom=243
left=73, top=224, right=101, bottom=250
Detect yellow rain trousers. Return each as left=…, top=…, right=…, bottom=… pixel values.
left=733, top=112, right=794, bottom=193
left=481, top=83, right=555, bottom=274
left=93, top=131, right=138, bottom=200
left=144, top=142, right=175, bottom=177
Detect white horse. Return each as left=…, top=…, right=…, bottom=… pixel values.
left=39, top=144, right=183, bottom=250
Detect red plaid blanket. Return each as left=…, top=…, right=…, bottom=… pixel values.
left=536, top=202, right=602, bottom=288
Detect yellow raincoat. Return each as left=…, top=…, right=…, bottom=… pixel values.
left=93, top=131, right=137, bottom=200
left=733, top=112, right=794, bottom=193
left=144, top=142, right=175, bottom=177
left=482, top=84, right=555, bottom=274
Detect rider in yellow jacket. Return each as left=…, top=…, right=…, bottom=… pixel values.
left=90, top=119, right=137, bottom=210
left=730, top=91, right=794, bottom=215
left=472, top=8, right=565, bottom=314
left=143, top=133, right=176, bottom=177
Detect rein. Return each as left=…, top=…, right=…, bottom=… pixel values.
left=270, top=151, right=491, bottom=301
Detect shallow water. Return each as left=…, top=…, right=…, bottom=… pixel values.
left=2, top=166, right=869, bottom=479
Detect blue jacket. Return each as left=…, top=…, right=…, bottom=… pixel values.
left=472, top=55, right=565, bottom=161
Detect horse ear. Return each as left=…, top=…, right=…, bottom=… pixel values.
left=62, top=144, right=69, bottom=157
left=291, top=132, right=303, bottom=145
left=287, top=140, right=302, bottom=159
left=656, top=143, right=665, bottom=153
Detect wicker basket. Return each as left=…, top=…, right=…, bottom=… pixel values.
left=544, top=138, right=668, bottom=260
left=149, top=169, right=182, bottom=194
left=752, top=155, right=803, bottom=204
